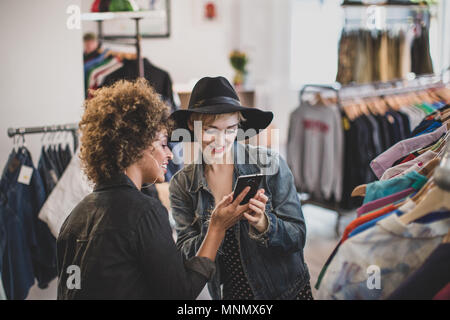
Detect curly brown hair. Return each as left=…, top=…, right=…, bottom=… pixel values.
left=79, top=78, right=173, bottom=185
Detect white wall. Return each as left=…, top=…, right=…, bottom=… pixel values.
left=0, top=0, right=84, bottom=299
left=0, top=0, right=84, bottom=171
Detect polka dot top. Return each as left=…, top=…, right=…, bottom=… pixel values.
left=220, top=225, right=314, bottom=300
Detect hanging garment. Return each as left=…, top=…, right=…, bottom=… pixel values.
left=411, top=24, right=434, bottom=75
left=340, top=115, right=381, bottom=209
left=370, top=124, right=447, bottom=179
left=380, top=150, right=437, bottom=180
left=433, top=283, right=450, bottom=300
left=348, top=210, right=450, bottom=239
left=287, top=102, right=343, bottom=202
left=0, top=147, right=56, bottom=298
left=37, top=147, right=59, bottom=196
left=357, top=187, right=415, bottom=217
left=317, top=214, right=450, bottom=300
left=0, top=194, right=34, bottom=300
left=363, top=170, right=427, bottom=204
left=38, top=152, right=92, bottom=238
left=0, top=194, right=7, bottom=300
left=387, top=242, right=450, bottom=300
left=102, top=58, right=177, bottom=112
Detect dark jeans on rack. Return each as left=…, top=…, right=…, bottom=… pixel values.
left=0, top=147, right=57, bottom=298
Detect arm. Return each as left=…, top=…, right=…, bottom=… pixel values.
left=169, top=174, right=205, bottom=259
left=135, top=201, right=215, bottom=299
left=170, top=172, right=250, bottom=261
left=248, top=153, right=307, bottom=254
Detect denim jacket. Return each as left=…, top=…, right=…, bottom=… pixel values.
left=169, top=141, right=310, bottom=299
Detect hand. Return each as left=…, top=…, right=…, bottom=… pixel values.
left=243, top=189, right=269, bottom=233
left=208, top=186, right=251, bottom=235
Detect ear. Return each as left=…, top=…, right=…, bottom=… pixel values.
left=187, top=119, right=194, bottom=131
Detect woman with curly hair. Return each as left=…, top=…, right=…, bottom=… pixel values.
left=57, top=79, right=251, bottom=300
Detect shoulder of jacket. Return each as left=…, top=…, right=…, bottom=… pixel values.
left=169, top=164, right=194, bottom=188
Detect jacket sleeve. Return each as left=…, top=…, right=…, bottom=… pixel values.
left=248, top=153, right=307, bottom=254
left=169, top=174, right=206, bottom=260
left=135, top=200, right=215, bottom=300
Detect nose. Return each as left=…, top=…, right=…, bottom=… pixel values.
left=215, top=131, right=226, bottom=144
left=166, top=148, right=173, bottom=161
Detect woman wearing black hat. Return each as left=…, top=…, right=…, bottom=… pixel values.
left=169, top=77, right=313, bottom=300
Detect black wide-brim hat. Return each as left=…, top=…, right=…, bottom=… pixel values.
left=169, top=76, right=273, bottom=141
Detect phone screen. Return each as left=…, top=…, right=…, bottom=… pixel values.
left=232, top=174, right=264, bottom=205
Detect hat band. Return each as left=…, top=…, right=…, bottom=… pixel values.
left=192, top=96, right=241, bottom=109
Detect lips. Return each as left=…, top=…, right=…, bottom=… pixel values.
left=213, top=146, right=225, bottom=153
left=161, top=162, right=168, bottom=173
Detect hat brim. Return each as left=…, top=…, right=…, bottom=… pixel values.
left=169, top=104, right=273, bottom=142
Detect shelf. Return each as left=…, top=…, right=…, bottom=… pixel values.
left=81, top=10, right=166, bottom=21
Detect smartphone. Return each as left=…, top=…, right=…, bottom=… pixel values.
left=232, top=173, right=265, bottom=205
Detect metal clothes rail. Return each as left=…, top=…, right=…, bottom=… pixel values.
left=7, top=123, right=79, bottom=152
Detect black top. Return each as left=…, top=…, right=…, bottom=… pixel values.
left=57, top=173, right=215, bottom=300
left=220, top=225, right=314, bottom=300
left=101, top=58, right=176, bottom=112
left=221, top=226, right=254, bottom=300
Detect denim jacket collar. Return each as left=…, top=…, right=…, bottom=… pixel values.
left=188, top=141, right=261, bottom=193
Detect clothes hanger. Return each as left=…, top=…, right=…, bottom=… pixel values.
left=351, top=184, right=366, bottom=197
left=366, top=98, right=378, bottom=116
left=398, top=185, right=450, bottom=225
left=105, top=51, right=137, bottom=61
left=418, top=158, right=441, bottom=178
left=443, top=229, right=450, bottom=243
left=400, top=140, right=450, bottom=225
left=360, top=100, right=370, bottom=116
left=343, top=101, right=355, bottom=120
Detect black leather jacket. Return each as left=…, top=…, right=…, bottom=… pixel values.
left=56, top=173, right=215, bottom=300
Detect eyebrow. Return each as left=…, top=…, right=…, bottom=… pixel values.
left=206, top=123, right=239, bottom=129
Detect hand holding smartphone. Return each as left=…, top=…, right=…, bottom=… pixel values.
left=232, top=173, right=265, bottom=205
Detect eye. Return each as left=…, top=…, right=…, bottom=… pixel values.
left=225, top=128, right=237, bottom=135
left=205, top=128, right=217, bottom=135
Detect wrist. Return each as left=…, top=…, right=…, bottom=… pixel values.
left=207, top=223, right=226, bottom=239
left=254, top=215, right=269, bottom=233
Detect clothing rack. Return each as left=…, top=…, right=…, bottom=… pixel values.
left=297, top=72, right=447, bottom=236
left=434, top=141, right=450, bottom=191
left=339, top=73, right=444, bottom=101
left=81, top=1, right=171, bottom=78
left=7, top=123, right=79, bottom=152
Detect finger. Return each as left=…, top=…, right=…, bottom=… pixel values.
left=253, top=188, right=264, bottom=199
left=258, top=193, right=269, bottom=203
left=236, top=203, right=250, bottom=216
left=249, top=203, right=264, bottom=216
left=249, top=198, right=265, bottom=210
left=232, top=186, right=250, bottom=207
left=243, top=212, right=259, bottom=223
left=217, top=194, right=233, bottom=209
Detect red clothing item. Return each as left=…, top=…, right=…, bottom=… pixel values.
left=399, top=153, right=417, bottom=164
left=341, top=204, right=397, bottom=242
left=433, top=283, right=450, bottom=300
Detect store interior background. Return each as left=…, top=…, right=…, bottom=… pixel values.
left=0, top=0, right=449, bottom=299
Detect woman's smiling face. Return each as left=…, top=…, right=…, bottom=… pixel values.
left=192, top=113, right=240, bottom=164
